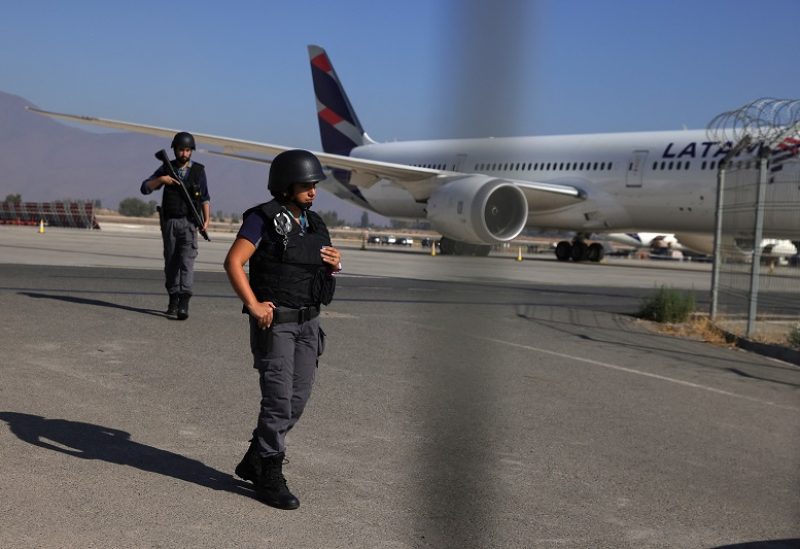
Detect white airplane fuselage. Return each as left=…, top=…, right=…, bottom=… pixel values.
left=321, top=129, right=798, bottom=239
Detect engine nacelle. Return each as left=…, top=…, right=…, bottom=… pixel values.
left=426, top=176, right=528, bottom=244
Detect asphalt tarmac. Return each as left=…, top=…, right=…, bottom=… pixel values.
left=1, top=225, right=798, bottom=548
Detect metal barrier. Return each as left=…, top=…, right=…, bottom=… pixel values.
left=707, top=99, right=800, bottom=341
left=0, top=201, right=100, bottom=229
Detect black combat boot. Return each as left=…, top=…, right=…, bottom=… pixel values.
left=234, top=437, right=259, bottom=484
left=166, top=293, right=179, bottom=317
left=255, top=453, right=300, bottom=510
left=176, top=293, right=190, bottom=320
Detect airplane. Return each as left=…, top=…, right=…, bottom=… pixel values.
left=607, top=232, right=799, bottom=264
left=27, top=45, right=800, bottom=261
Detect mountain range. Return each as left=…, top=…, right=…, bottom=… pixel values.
left=0, top=90, right=386, bottom=224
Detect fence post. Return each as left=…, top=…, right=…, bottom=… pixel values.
left=746, top=146, right=769, bottom=337
left=710, top=162, right=726, bottom=320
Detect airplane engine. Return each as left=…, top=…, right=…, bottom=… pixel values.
left=426, top=176, right=528, bottom=245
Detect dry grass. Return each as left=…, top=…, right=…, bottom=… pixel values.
left=642, top=313, right=799, bottom=350
left=652, top=314, right=734, bottom=346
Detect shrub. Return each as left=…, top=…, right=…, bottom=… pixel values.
left=118, top=197, right=157, bottom=217
left=638, top=286, right=695, bottom=323
left=789, top=324, right=800, bottom=348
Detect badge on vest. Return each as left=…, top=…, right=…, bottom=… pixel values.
left=273, top=209, right=293, bottom=250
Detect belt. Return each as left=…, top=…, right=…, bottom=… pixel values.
left=272, top=306, right=319, bottom=324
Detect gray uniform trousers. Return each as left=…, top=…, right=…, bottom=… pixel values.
left=161, top=217, right=198, bottom=296
left=249, top=312, right=324, bottom=456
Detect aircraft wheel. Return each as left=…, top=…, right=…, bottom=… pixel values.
left=570, top=241, right=588, bottom=262
left=555, top=241, right=572, bottom=261
left=439, top=238, right=455, bottom=255
left=587, top=243, right=605, bottom=263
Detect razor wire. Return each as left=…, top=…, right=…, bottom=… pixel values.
left=707, top=97, right=800, bottom=148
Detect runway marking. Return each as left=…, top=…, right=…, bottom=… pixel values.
left=479, top=335, right=799, bottom=412
left=414, top=321, right=798, bottom=412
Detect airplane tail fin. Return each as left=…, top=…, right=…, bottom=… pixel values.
left=308, top=45, right=375, bottom=156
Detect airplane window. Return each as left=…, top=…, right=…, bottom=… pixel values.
left=701, top=161, right=706, bottom=170
left=652, top=162, right=658, bottom=170
left=668, top=161, right=674, bottom=170
left=675, top=161, right=681, bottom=170
left=593, top=162, right=598, bottom=170
left=608, top=162, right=613, bottom=170
left=558, top=162, right=564, bottom=170
left=600, top=162, right=605, bottom=170
left=685, top=162, right=690, bottom=170
left=527, top=163, right=532, bottom=170
left=710, top=161, right=716, bottom=170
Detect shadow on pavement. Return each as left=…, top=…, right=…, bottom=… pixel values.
left=710, top=541, right=800, bottom=549
left=19, top=292, right=166, bottom=318
left=0, top=412, right=251, bottom=497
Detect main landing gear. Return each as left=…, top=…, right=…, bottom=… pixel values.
left=554, top=237, right=605, bottom=263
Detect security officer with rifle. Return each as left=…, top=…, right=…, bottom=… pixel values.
left=141, top=131, right=211, bottom=320
left=224, top=149, right=341, bottom=510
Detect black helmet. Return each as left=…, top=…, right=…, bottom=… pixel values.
left=268, top=149, right=325, bottom=196
left=171, top=131, right=196, bottom=150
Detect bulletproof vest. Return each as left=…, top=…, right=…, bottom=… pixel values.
left=246, top=200, right=334, bottom=309
left=161, top=161, right=205, bottom=219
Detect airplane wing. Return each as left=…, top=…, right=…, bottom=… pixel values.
left=27, top=106, right=584, bottom=210
left=205, top=147, right=584, bottom=210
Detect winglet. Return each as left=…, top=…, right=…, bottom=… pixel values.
left=308, top=45, right=375, bottom=156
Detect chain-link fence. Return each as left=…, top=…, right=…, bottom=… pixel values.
left=708, top=99, right=800, bottom=343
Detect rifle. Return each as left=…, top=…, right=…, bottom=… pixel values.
left=154, top=149, right=210, bottom=241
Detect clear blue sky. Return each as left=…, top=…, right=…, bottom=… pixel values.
left=1, top=0, right=798, bottom=150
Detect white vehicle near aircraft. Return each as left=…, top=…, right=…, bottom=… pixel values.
left=27, top=45, right=800, bottom=261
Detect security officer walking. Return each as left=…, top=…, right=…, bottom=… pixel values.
left=224, top=149, right=341, bottom=510
left=141, top=132, right=211, bottom=320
